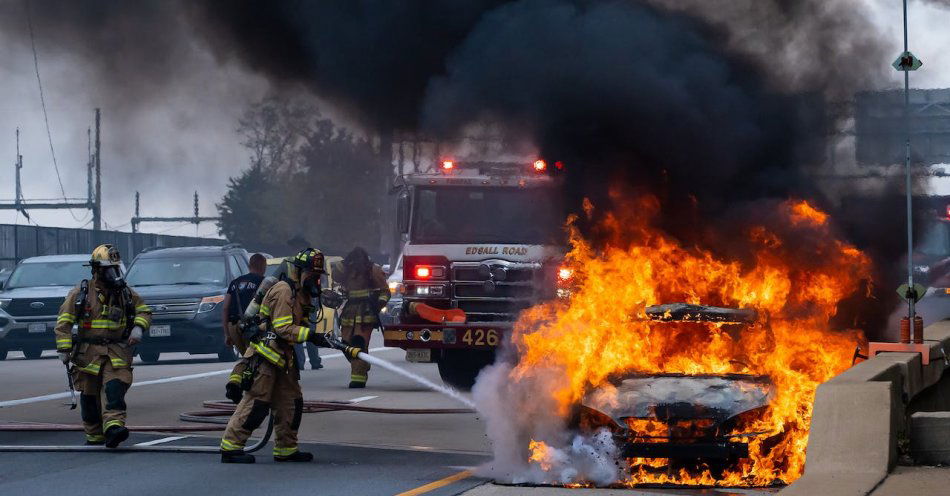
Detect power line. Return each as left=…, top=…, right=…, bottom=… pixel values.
left=25, top=0, right=82, bottom=222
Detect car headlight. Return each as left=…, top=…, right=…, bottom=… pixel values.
left=0, top=298, right=11, bottom=310
left=198, top=295, right=225, bottom=313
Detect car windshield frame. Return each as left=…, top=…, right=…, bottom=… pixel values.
left=410, top=185, right=563, bottom=245
left=126, top=256, right=228, bottom=287
left=5, top=261, right=92, bottom=289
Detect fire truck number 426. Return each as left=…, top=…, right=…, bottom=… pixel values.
left=462, top=328, right=500, bottom=347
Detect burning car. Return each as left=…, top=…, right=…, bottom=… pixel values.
left=572, top=303, right=774, bottom=478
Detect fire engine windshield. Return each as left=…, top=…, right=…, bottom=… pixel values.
left=412, top=186, right=562, bottom=244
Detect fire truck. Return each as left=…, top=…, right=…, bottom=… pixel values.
left=382, top=157, right=568, bottom=390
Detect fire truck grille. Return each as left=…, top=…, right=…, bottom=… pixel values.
left=451, top=261, right=542, bottom=322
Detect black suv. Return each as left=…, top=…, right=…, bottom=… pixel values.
left=126, top=245, right=249, bottom=363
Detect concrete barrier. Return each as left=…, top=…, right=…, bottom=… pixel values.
left=780, top=322, right=950, bottom=496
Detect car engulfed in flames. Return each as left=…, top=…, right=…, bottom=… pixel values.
left=491, top=197, right=871, bottom=488
left=572, top=304, right=775, bottom=478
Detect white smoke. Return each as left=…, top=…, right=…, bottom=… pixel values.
left=471, top=359, right=625, bottom=486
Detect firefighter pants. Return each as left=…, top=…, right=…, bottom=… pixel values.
left=220, top=359, right=303, bottom=457
left=226, top=322, right=249, bottom=385
left=73, top=358, right=132, bottom=443
left=342, top=323, right=373, bottom=385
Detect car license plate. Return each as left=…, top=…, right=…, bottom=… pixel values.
left=149, top=325, right=171, bottom=337
left=28, top=323, right=46, bottom=333
left=405, top=348, right=432, bottom=363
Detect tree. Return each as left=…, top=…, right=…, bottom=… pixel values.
left=217, top=95, right=387, bottom=257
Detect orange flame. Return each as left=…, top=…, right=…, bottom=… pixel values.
left=513, top=198, right=869, bottom=486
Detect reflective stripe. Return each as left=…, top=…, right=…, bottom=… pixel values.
left=348, top=288, right=374, bottom=298
left=220, top=438, right=244, bottom=451
left=104, top=420, right=124, bottom=430
left=86, top=434, right=105, bottom=442
left=271, top=315, right=293, bottom=326
left=133, top=316, right=149, bottom=328
left=273, top=445, right=298, bottom=457
left=228, top=374, right=241, bottom=383
left=259, top=305, right=271, bottom=316
left=350, top=374, right=367, bottom=382
left=135, top=305, right=151, bottom=313
left=57, top=313, right=76, bottom=324
left=296, top=326, right=309, bottom=343
left=378, top=295, right=390, bottom=302
left=90, top=319, right=124, bottom=329
left=110, top=358, right=128, bottom=368
left=79, top=362, right=102, bottom=374
left=251, top=342, right=286, bottom=367
left=55, top=338, right=73, bottom=350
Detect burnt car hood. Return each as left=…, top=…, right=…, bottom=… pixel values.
left=582, top=374, right=773, bottom=426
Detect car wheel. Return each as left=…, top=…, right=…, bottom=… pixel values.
left=139, top=351, right=161, bottom=363
left=22, top=346, right=43, bottom=360
left=0, top=345, right=7, bottom=361
left=217, top=346, right=237, bottom=362
left=437, top=349, right=495, bottom=391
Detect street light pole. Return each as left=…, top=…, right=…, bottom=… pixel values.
left=902, top=0, right=915, bottom=324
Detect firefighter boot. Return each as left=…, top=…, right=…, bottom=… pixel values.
left=274, top=450, right=314, bottom=462
left=104, top=425, right=129, bottom=448
left=347, top=335, right=368, bottom=389
left=221, top=450, right=255, bottom=464
left=225, top=382, right=243, bottom=404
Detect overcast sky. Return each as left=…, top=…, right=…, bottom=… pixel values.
left=0, top=0, right=948, bottom=237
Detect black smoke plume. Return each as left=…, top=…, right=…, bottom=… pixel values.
left=190, top=0, right=898, bottom=334
left=3, top=1, right=903, bottom=334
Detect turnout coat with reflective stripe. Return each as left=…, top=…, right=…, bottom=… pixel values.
left=334, top=263, right=390, bottom=327
left=54, top=280, right=152, bottom=373
left=252, top=280, right=312, bottom=367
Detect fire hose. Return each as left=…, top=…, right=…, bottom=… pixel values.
left=0, top=399, right=474, bottom=453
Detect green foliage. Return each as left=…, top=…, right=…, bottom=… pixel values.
left=217, top=96, right=386, bottom=257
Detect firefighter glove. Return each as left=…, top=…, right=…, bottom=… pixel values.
left=128, top=326, right=143, bottom=345
left=58, top=351, right=71, bottom=364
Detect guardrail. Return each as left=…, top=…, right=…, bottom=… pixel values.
left=781, top=321, right=950, bottom=496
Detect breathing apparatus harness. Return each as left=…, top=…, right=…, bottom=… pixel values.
left=71, top=277, right=135, bottom=348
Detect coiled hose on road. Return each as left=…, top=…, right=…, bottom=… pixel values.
left=0, top=399, right=474, bottom=453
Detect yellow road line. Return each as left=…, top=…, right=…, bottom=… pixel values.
left=395, top=470, right=473, bottom=496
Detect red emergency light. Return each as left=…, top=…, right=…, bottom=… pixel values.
left=441, top=160, right=454, bottom=171
left=533, top=159, right=547, bottom=172
left=416, top=266, right=432, bottom=279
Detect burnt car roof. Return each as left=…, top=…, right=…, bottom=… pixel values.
left=645, top=303, right=757, bottom=324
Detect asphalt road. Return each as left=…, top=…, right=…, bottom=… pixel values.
left=0, top=345, right=490, bottom=496
left=0, top=346, right=781, bottom=496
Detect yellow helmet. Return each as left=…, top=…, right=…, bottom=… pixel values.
left=89, top=244, right=121, bottom=267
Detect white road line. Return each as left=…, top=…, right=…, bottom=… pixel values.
left=0, top=346, right=394, bottom=408
left=134, top=435, right=189, bottom=447
left=348, top=395, right=378, bottom=404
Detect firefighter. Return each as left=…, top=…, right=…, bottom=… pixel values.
left=332, top=247, right=390, bottom=388
left=54, top=244, right=151, bottom=447
left=220, top=248, right=361, bottom=464
left=223, top=253, right=267, bottom=404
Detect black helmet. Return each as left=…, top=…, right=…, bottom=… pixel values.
left=290, top=248, right=325, bottom=274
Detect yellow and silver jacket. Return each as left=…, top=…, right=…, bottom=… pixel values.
left=54, top=280, right=151, bottom=374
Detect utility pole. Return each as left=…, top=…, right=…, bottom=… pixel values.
left=1, top=112, right=99, bottom=221
left=131, top=190, right=219, bottom=234
left=93, top=108, right=102, bottom=231
left=14, top=129, right=23, bottom=214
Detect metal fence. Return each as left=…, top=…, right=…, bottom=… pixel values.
left=0, top=224, right=225, bottom=270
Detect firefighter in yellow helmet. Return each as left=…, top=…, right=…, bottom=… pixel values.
left=54, top=244, right=151, bottom=447
left=332, top=247, right=390, bottom=388
left=220, top=248, right=363, bottom=463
